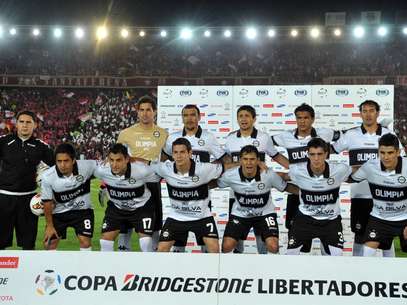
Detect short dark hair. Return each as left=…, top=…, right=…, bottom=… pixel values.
left=172, top=137, right=192, bottom=152
left=109, top=143, right=129, bottom=157
left=137, top=95, right=157, bottom=111
left=359, top=100, right=380, bottom=112
left=379, top=133, right=400, bottom=150
left=55, top=143, right=76, bottom=160
left=294, top=103, right=315, bottom=118
left=16, top=110, right=37, bottom=122
left=237, top=105, right=256, bottom=118
left=240, top=145, right=259, bottom=158
left=182, top=104, right=200, bottom=116
left=307, top=137, right=329, bottom=153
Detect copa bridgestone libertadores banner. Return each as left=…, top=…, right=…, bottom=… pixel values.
left=1, top=251, right=406, bottom=305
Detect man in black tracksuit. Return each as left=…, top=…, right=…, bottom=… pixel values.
left=0, top=110, right=54, bottom=250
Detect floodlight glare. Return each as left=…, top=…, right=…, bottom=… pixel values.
left=267, top=29, right=276, bottom=37
left=245, top=27, right=257, bottom=39
left=377, top=26, right=388, bottom=37
left=0, top=26, right=3, bottom=37
left=180, top=28, right=192, bottom=39
left=353, top=26, right=365, bottom=38
left=403, top=27, right=407, bottom=35
left=223, top=29, right=232, bottom=38
left=333, top=28, right=342, bottom=37
left=120, top=28, right=129, bottom=38
left=160, top=30, right=167, bottom=37
left=139, top=30, right=145, bottom=37
left=96, top=26, right=108, bottom=40
left=204, top=30, right=211, bottom=37
left=9, top=28, right=17, bottom=36
left=53, top=28, right=62, bottom=38
left=75, top=27, right=84, bottom=39
left=290, top=29, right=298, bottom=37
left=32, top=28, right=40, bottom=36
left=310, top=27, right=320, bottom=38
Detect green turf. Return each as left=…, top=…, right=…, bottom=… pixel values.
left=7, top=179, right=407, bottom=256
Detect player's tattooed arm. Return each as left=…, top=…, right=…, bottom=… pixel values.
left=273, top=153, right=289, bottom=169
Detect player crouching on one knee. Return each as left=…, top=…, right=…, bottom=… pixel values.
left=149, top=138, right=224, bottom=253
left=42, top=143, right=96, bottom=251
left=96, top=144, right=159, bottom=252
left=350, top=133, right=407, bottom=257
left=218, top=145, right=298, bottom=254
left=286, top=138, right=351, bottom=256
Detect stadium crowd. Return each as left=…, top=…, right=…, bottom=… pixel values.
left=0, top=40, right=407, bottom=81
left=1, top=86, right=407, bottom=158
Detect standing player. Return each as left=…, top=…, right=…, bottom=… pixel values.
left=351, top=134, right=407, bottom=256
left=41, top=143, right=95, bottom=251
left=163, top=104, right=226, bottom=252
left=224, top=105, right=289, bottom=253
left=96, top=144, right=159, bottom=252
left=163, top=104, right=225, bottom=163
left=0, top=110, right=54, bottom=250
left=150, top=138, right=224, bottom=253
left=271, top=103, right=341, bottom=232
left=286, top=138, right=351, bottom=256
left=332, top=100, right=396, bottom=256
left=218, top=145, right=298, bottom=254
left=117, top=95, right=168, bottom=251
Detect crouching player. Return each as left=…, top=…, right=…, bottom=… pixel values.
left=218, top=145, right=298, bottom=254
left=286, top=138, right=351, bottom=256
left=150, top=138, right=224, bottom=253
left=41, top=143, right=96, bottom=250
left=351, top=134, right=407, bottom=256
left=95, top=143, right=159, bottom=252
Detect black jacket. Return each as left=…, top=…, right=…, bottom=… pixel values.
left=0, top=134, right=54, bottom=192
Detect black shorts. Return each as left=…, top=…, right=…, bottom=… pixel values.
left=119, top=182, right=162, bottom=233
left=53, top=209, right=94, bottom=240
left=224, top=213, right=279, bottom=242
left=173, top=201, right=213, bottom=247
left=350, top=198, right=373, bottom=238
left=288, top=213, right=344, bottom=253
left=285, top=194, right=300, bottom=230
left=364, top=216, right=407, bottom=251
left=0, top=193, right=38, bottom=249
left=159, top=217, right=219, bottom=242
left=102, top=201, right=155, bottom=235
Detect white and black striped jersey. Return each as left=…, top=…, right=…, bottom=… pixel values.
left=289, top=161, right=352, bottom=220
left=41, top=160, right=97, bottom=214
left=332, top=124, right=392, bottom=199
left=352, top=157, right=407, bottom=221
left=163, top=126, right=225, bottom=163
left=150, top=160, right=223, bottom=221
left=94, top=162, right=158, bottom=211
left=225, top=128, right=279, bottom=162
left=217, top=167, right=287, bottom=217
left=272, top=127, right=340, bottom=164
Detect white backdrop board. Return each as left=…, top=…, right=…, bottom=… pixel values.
left=157, top=85, right=394, bottom=254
